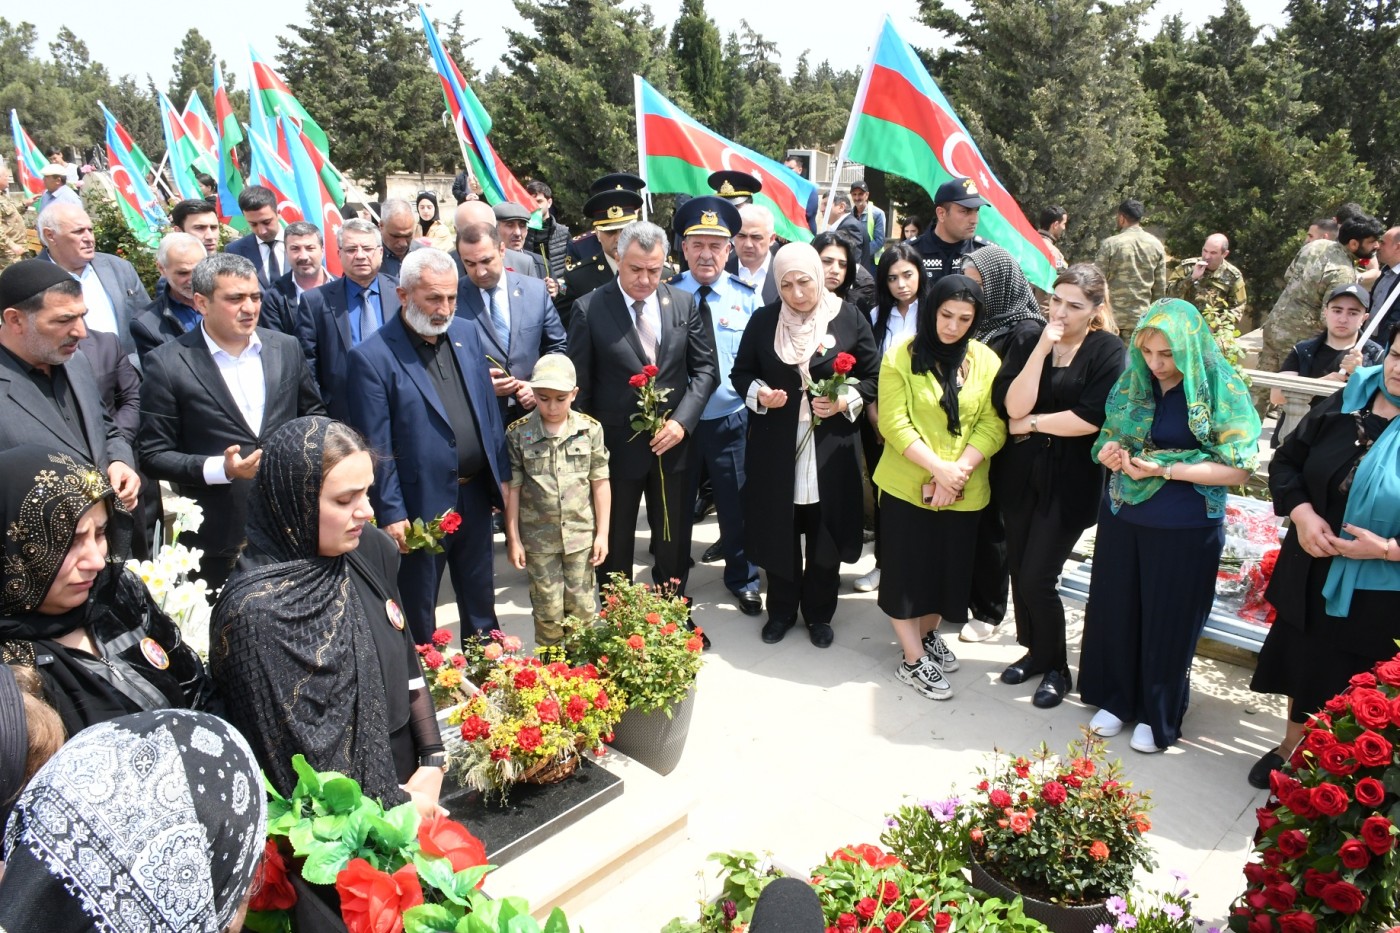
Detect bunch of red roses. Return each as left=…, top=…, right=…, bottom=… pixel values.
left=813, top=843, right=951, bottom=933
left=1230, top=651, right=1400, bottom=933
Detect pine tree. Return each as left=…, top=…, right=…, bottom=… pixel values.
left=670, top=0, right=725, bottom=127
left=168, top=29, right=229, bottom=120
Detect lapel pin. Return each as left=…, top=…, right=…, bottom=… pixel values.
left=454, top=342, right=462, bottom=348
left=661, top=296, right=670, bottom=306
left=597, top=264, right=605, bottom=271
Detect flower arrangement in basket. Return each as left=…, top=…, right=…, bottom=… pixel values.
left=247, top=755, right=575, bottom=933
left=563, top=572, right=704, bottom=716
left=444, top=654, right=623, bottom=800
left=125, top=495, right=213, bottom=656
left=1229, top=651, right=1400, bottom=933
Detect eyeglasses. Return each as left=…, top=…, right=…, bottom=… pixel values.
left=342, top=245, right=382, bottom=256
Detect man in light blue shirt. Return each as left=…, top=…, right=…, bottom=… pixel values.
left=669, top=195, right=763, bottom=616
left=37, top=164, right=82, bottom=215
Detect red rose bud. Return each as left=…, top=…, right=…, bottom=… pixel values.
left=643, top=364, right=659, bottom=377
left=1361, top=814, right=1395, bottom=855
left=1244, top=863, right=1268, bottom=885
left=629, top=373, right=648, bottom=388
left=1256, top=806, right=1280, bottom=832
left=1374, top=659, right=1400, bottom=687
left=833, top=352, right=856, bottom=374
left=1338, top=839, right=1371, bottom=870
left=934, top=913, right=953, bottom=933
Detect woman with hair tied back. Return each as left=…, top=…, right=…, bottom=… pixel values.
left=992, top=264, right=1124, bottom=708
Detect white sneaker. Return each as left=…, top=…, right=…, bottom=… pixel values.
left=897, top=656, right=953, bottom=700
left=1089, top=709, right=1124, bottom=737
left=854, top=568, right=881, bottom=592
left=1130, top=723, right=1163, bottom=754
left=921, top=630, right=960, bottom=672
left=958, top=618, right=999, bottom=643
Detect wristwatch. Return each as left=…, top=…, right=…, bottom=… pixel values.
left=1029, top=415, right=1039, bottom=433
left=419, top=752, right=449, bottom=773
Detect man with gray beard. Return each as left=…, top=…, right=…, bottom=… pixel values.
left=346, top=248, right=509, bottom=646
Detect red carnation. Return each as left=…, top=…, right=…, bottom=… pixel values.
left=438, top=510, right=462, bottom=535
left=566, top=695, right=588, bottom=723
left=593, top=689, right=610, bottom=710
left=628, top=373, right=648, bottom=388
left=460, top=715, right=491, bottom=742
left=1351, top=688, right=1392, bottom=729
left=856, top=897, right=878, bottom=921
left=1042, top=781, right=1068, bottom=806
left=1354, top=730, right=1393, bottom=768
left=989, top=788, right=1013, bottom=808
left=626, top=634, right=645, bottom=650
left=1320, top=881, right=1366, bottom=915
left=1338, top=839, right=1372, bottom=870
left=1374, top=658, right=1400, bottom=687
left=514, top=668, right=538, bottom=690
left=490, top=746, right=510, bottom=760
left=1277, top=829, right=1309, bottom=860
left=642, top=364, right=659, bottom=378
left=833, top=352, right=856, bottom=375
left=1355, top=776, right=1387, bottom=807
left=883, top=911, right=905, bottom=932
left=516, top=726, right=543, bottom=752
left=1278, top=912, right=1316, bottom=933
left=536, top=698, right=561, bottom=723
left=1310, top=783, right=1350, bottom=817
left=1361, top=815, right=1395, bottom=854
left=423, top=649, right=444, bottom=670
left=430, top=628, right=452, bottom=646
left=880, top=880, right=900, bottom=906
left=1318, top=744, right=1357, bottom=777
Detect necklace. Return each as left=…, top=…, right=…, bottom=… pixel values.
left=1052, top=341, right=1082, bottom=366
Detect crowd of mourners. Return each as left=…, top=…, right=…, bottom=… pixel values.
left=1, top=150, right=1399, bottom=930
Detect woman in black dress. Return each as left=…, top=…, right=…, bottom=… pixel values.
left=992, top=264, right=1124, bottom=707
left=813, top=230, right=877, bottom=314
left=212, top=416, right=447, bottom=815
left=1248, top=330, right=1400, bottom=788
left=732, top=242, right=880, bottom=648
left=0, top=446, right=210, bottom=736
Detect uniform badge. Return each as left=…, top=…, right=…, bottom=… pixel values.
left=386, top=599, right=406, bottom=630
left=700, top=210, right=718, bottom=227
left=719, top=318, right=729, bottom=327
left=140, top=637, right=170, bottom=670
left=606, top=205, right=625, bottom=219
left=597, top=264, right=605, bottom=271
left=718, top=180, right=737, bottom=196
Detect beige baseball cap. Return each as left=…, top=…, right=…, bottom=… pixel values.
left=40, top=163, right=68, bottom=177
left=530, top=353, right=577, bottom=392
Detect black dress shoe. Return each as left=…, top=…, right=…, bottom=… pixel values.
left=694, top=497, right=715, bottom=521
left=1032, top=669, right=1071, bottom=709
left=736, top=590, right=763, bottom=616
left=702, top=541, right=724, bottom=563
left=1000, top=654, right=1040, bottom=685
left=1248, top=748, right=1286, bottom=790
left=807, top=622, right=834, bottom=648
left=761, top=616, right=795, bottom=643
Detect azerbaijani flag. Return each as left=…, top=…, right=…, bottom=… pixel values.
left=180, top=91, right=219, bottom=175
left=419, top=7, right=532, bottom=209
left=213, top=63, right=246, bottom=230
left=10, top=110, right=47, bottom=197
left=635, top=76, right=816, bottom=244
left=99, top=102, right=168, bottom=248
left=245, top=124, right=304, bottom=225
left=841, top=17, right=1055, bottom=289
left=282, top=114, right=343, bottom=276
left=248, top=47, right=345, bottom=206
left=157, top=91, right=206, bottom=201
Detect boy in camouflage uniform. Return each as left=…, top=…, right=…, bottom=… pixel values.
left=504, top=354, right=611, bottom=647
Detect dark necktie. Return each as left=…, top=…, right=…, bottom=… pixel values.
left=696, top=284, right=713, bottom=317
left=633, top=299, right=657, bottom=365
left=264, top=240, right=281, bottom=280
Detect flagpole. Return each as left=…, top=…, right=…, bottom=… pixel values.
left=824, top=19, right=884, bottom=230
left=633, top=74, right=649, bottom=222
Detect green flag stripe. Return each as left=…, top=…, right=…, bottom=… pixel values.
left=645, top=155, right=813, bottom=245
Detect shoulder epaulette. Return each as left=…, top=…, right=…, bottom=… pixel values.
left=576, top=412, right=602, bottom=427
left=731, top=277, right=756, bottom=293
left=506, top=415, right=531, bottom=432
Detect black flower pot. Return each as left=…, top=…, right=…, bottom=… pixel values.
left=969, top=856, right=1114, bottom=933
left=607, top=689, right=696, bottom=775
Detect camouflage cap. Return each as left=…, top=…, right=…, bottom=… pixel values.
left=530, top=353, right=577, bottom=391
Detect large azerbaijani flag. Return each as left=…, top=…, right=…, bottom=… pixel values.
left=157, top=90, right=206, bottom=201
left=98, top=102, right=168, bottom=248
left=213, top=63, right=246, bottom=229
left=282, top=114, right=343, bottom=276
left=419, top=7, right=532, bottom=209
left=248, top=47, right=345, bottom=206
left=841, top=17, right=1055, bottom=289
left=245, top=124, right=304, bottom=225
left=10, top=110, right=47, bottom=197
left=636, top=76, right=816, bottom=244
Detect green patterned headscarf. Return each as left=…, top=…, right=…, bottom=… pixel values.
left=1092, top=299, right=1260, bottom=517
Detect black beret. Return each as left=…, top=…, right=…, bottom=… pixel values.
left=0, top=260, right=76, bottom=310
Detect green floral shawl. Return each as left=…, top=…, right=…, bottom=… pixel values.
left=1092, top=299, right=1260, bottom=517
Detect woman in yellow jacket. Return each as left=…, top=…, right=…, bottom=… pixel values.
left=875, top=274, right=1007, bottom=700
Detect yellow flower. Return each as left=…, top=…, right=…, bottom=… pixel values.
left=435, top=668, right=463, bottom=689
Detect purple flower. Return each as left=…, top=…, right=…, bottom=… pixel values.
left=1169, top=869, right=1188, bottom=881
left=1106, top=896, right=1129, bottom=917
left=1118, top=914, right=1137, bottom=930
left=923, top=797, right=961, bottom=823
left=1095, top=925, right=1114, bottom=933
left=885, top=816, right=899, bottom=828
left=1165, top=905, right=1185, bottom=921
left=722, top=900, right=737, bottom=922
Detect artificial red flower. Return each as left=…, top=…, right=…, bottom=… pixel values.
left=837, top=914, right=859, bottom=933
left=1310, top=783, right=1350, bottom=817
left=1041, top=781, right=1067, bottom=806
left=1361, top=814, right=1395, bottom=854
left=249, top=838, right=297, bottom=912
left=423, top=649, right=444, bottom=669
left=1354, top=730, right=1393, bottom=768
left=337, top=858, right=423, bottom=933
left=856, top=897, right=878, bottom=921
left=988, top=789, right=1012, bottom=808
left=513, top=668, right=538, bottom=689
left=460, top=715, right=491, bottom=742
left=1376, top=659, right=1400, bottom=687
left=883, top=911, right=905, bottom=932
left=490, top=747, right=510, bottom=761
left=628, top=373, right=648, bottom=388
left=439, top=511, right=462, bottom=534
left=594, top=689, right=610, bottom=710
left=661, top=622, right=678, bottom=635
left=1351, top=689, right=1392, bottom=729
left=566, top=695, right=588, bottom=723
left=536, top=698, right=561, bottom=723
left=1277, top=911, right=1317, bottom=933
left=418, top=815, right=488, bottom=883
left=1320, top=881, right=1366, bottom=914
left=1263, top=882, right=1298, bottom=911
left=1355, top=776, right=1387, bottom=807
left=1088, top=840, right=1109, bottom=860
left=430, top=628, right=452, bottom=647
left=880, top=880, right=900, bottom=906
left=831, top=844, right=901, bottom=869
left=685, top=636, right=704, bottom=652
left=933, top=912, right=953, bottom=933
left=516, top=726, right=543, bottom=752
left=626, top=634, right=645, bottom=650
left=1276, top=830, right=1309, bottom=860
left=833, top=352, right=856, bottom=375
left=1338, top=839, right=1372, bottom=870
left=643, top=364, right=659, bottom=378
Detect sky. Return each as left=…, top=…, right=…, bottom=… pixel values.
left=20, top=0, right=1290, bottom=97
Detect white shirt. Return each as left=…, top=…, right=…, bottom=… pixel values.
left=875, top=301, right=918, bottom=359
left=261, top=233, right=285, bottom=280
left=293, top=272, right=333, bottom=300
left=739, top=254, right=772, bottom=293
left=618, top=280, right=662, bottom=356
left=75, top=263, right=118, bottom=337
left=745, top=380, right=863, bottom=506
left=200, top=326, right=267, bottom=485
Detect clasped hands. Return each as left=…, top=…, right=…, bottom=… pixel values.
left=1292, top=505, right=1393, bottom=560
left=926, top=459, right=971, bottom=508
left=1097, top=441, right=1171, bottom=481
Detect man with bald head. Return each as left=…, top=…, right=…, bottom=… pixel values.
left=1168, top=232, right=1247, bottom=333
left=453, top=200, right=544, bottom=280
left=132, top=232, right=207, bottom=362
left=37, top=202, right=149, bottom=358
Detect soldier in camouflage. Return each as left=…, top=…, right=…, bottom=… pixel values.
left=0, top=158, right=29, bottom=271
left=504, top=354, right=611, bottom=647
left=1095, top=199, right=1167, bottom=340
left=1168, top=233, right=1247, bottom=333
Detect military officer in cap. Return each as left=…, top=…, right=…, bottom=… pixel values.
left=669, top=196, right=763, bottom=617
left=709, top=170, right=761, bottom=206
left=557, top=186, right=644, bottom=325
left=912, top=176, right=989, bottom=286
left=567, top=172, right=647, bottom=264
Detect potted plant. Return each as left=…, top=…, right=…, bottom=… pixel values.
left=563, top=573, right=705, bottom=775
left=1230, top=651, right=1400, bottom=933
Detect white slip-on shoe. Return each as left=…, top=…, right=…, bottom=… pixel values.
left=1089, top=708, right=1124, bottom=737
left=958, top=618, right=998, bottom=642
left=1130, top=722, right=1163, bottom=754
left=853, top=568, right=881, bottom=592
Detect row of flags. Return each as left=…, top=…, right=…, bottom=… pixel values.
left=8, top=14, right=1054, bottom=289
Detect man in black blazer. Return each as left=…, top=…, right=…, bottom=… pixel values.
left=139, top=253, right=325, bottom=588
left=452, top=200, right=545, bottom=279
left=0, top=261, right=140, bottom=509
left=295, top=219, right=401, bottom=422
left=261, top=221, right=335, bottom=336
left=132, top=232, right=206, bottom=364
left=225, top=185, right=284, bottom=288
left=568, top=221, right=718, bottom=601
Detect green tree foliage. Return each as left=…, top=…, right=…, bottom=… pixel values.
left=670, top=0, right=724, bottom=127
left=168, top=29, right=226, bottom=116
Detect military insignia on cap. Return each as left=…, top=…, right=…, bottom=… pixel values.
left=141, top=637, right=170, bottom=670
left=718, top=181, right=736, bottom=196
left=386, top=599, right=406, bottom=630
left=700, top=210, right=718, bottom=228
left=963, top=179, right=978, bottom=193
left=607, top=205, right=624, bottom=220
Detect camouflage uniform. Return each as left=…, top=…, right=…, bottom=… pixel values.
left=0, top=192, right=29, bottom=271
left=1032, top=230, right=1068, bottom=313
left=1259, top=239, right=1358, bottom=376
left=507, top=408, right=609, bottom=646
left=1168, top=258, right=1248, bottom=333
left=1096, top=224, right=1167, bottom=339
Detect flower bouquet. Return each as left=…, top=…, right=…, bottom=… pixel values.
left=404, top=508, right=462, bottom=554
left=125, top=495, right=212, bottom=656
left=629, top=364, right=675, bottom=540
left=444, top=655, right=623, bottom=800
left=416, top=628, right=477, bottom=711
left=1230, top=652, right=1400, bottom=933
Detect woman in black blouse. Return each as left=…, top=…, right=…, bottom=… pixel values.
left=993, top=265, right=1124, bottom=707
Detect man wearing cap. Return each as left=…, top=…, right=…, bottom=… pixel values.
left=849, top=179, right=886, bottom=272
left=1268, top=283, right=1387, bottom=433
left=37, top=203, right=148, bottom=359
left=567, top=173, right=646, bottom=264
left=912, top=176, right=989, bottom=286
left=0, top=260, right=141, bottom=509
left=36, top=163, right=82, bottom=215
left=669, top=196, right=763, bottom=617
left=492, top=200, right=558, bottom=297
left=1095, top=198, right=1167, bottom=338
left=1167, top=233, right=1247, bottom=333
left=558, top=186, right=644, bottom=325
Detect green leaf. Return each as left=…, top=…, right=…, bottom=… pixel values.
left=287, top=820, right=317, bottom=855
left=313, top=814, right=348, bottom=840
left=300, top=840, right=353, bottom=885
left=405, top=903, right=464, bottom=933
left=290, top=754, right=324, bottom=797
left=542, top=908, right=572, bottom=933
left=321, top=776, right=363, bottom=813
left=242, top=909, right=293, bottom=933
left=414, top=850, right=463, bottom=901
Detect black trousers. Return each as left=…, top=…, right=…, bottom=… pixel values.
left=399, top=478, right=497, bottom=645
left=966, top=490, right=1009, bottom=624
left=766, top=504, right=840, bottom=628
left=1003, top=501, right=1084, bottom=675
left=1077, top=507, right=1224, bottom=748
left=602, top=464, right=695, bottom=596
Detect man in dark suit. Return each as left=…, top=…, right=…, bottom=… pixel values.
left=452, top=200, right=545, bottom=280
left=295, top=219, right=401, bottom=422
left=346, top=248, right=510, bottom=645
left=138, top=253, right=325, bottom=588
left=568, top=221, right=718, bottom=602
left=378, top=199, right=419, bottom=281
left=170, top=198, right=221, bottom=255
left=132, top=232, right=205, bottom=363
left=225, top=185, right=284, bottom=288
left=454, top=221, right=567, bottom=427
left=825, top=190, right=870, bottom=262
left=734, top=203, right=780, bottom=306
left=38, top=203, right=149, bottom=359
left=261, top=221, right=334, bottom=336
left=0, top=261, right=141, bottom=509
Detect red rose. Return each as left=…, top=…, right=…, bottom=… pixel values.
left=1264, top=882, right=1298, bottom=911
left=833, top=352, right=856, bottom=374
left=1354, top=730, right=1394, bottom=768
left=1244, top=863, right=1268, bottom=885
left=1277, top=829, right=1309, bottom=860
left=514, top=668, right=538, bottom=689
left=438, top=510, right=462, bottom=535
left=516, top=726, right=542, bottom=752
left=1284, top=787, right=1320, bottom=819
left=1301, top=869, right=1338, bottom=898
left=1350, top=672, right=1377, bottom=688
left=685, top=636, right=704, bottom=652
left=431, top=628, right=452, bottom=647
left=626, top=634, right=645, bottom=650
left=934, top=913, right=953, bottom=933
left=566, top=695, right=588, bottom=723
left=1257, top=805, right=1280, bottom=832
left=884, top=911, right=905, bottom=932
left=337, top=858, right=423, bottom=933
left=628, top=373, right=648, bottom=388
left=1278, top=912, right=1316, bottom=933
left=1248, top=912, right=1275, bottom=933
left=1338, top=839, right=1372, bottom=870
left=908, top=898, right=930, bottom=921
left=1391, top=696, right=1400, bottom=727
left=249, top=838, right=297, bottom=912
left=460, top=715, right=491, bottom=742
left=1042, top=781, right=1067, bottom=806
left=969, top=827, right=984, bottom=843
left=1319, top=743, right=1358, bottom=776
left=1303, top=730, right=1336, bottom=758
left=880, top=880, right=900, bottom=906
left=1376, top=658, right=1400, bottom=686
left=1088, top=839, right=1109, bottom=860
left=1320, top=881, right=1366, bottom=915
left=1355, top=776, right=1387, bottom=808
left=837, top=914, right=859, bottom=933
left=1361, top=815, right=1395, bottom=854
left=1310, top=783, right=1349, bottom=817
left=536, top=698, right=561, bottom=723
left=1351, top=688, right=1392, bottom=729
left=1060, top=773, right=1082, bottom=789
left=490, top=746, right=509, bottom=760
left=418, top=815, right=487, bottom=882
left=643, top=364, right=659, bottom=378
left=856, top=897, right=878, bottom=920
left=988, top=788, right=1012, bottom=808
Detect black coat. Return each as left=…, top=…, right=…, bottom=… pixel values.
left=77, top=330, right=141, bottom=443
left=730, top=300, right=880, bottom=568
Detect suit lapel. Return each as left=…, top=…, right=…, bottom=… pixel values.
left=655, top=283, right=678, bottom=367
left=505, top=273, right=527, bottom=362
left=0, top=359, right=88, bottom=453
left=259, top=331, right=284, bottom=429
left=378, top=274, right=402, bottom=324
left=604, top=284, right=650, bottom=369
left=331, top=280, right=354, bottom=351
left=179, top=335, right=256, bottom=435
left=460, top=283, right=507, bottom=362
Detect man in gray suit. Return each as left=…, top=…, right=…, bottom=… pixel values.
left=0, top=260, right=141, bottom=509
left=38, top=202, right=149, bottom=359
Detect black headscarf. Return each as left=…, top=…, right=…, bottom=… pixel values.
left=0, top=664, right=27, bottom=829
left=912, top=274, right=985, bottom=436
left=0, top=709, right=266, bottom=933
left=417, top=191, right=440, bottom=235
left=966, top=244, right=1044, bottom=346
left=211, top=416, right=402, bottom=804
